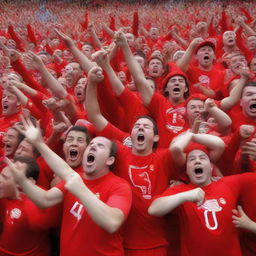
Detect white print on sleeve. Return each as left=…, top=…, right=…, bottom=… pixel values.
left=198, top=199, right=223, bottom=230
left=129, top=165, right=152, bottom=199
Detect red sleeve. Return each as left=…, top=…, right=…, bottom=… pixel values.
left=98, top=122, right=130, bottom=146
left=24, top=99, right=43, bottom=119
left=118, top=88, right=148, bottom=131
left=217, top=129, right=242, bottom=175
left=106, top=179, right=132, bottom=219
left=97, top=76, right=125, bottom=130
left=26, top=24, right=37, bottom=45
left=147, top=92, right=167, bottom=119
left=8, top=25, right=24, bottom=52
left=11, top=59, right=49, bottom=95
left=236, top=27, right=253, bottom=62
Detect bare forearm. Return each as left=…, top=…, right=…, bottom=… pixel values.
left=75, top=185, right=124, bottom=233
left=208, top=106, right=231, bottom=134
left=70, top=45, right=94, bottom=73
left=86, top=82, right=107, bottom=130
left=104, top=64, right=124, bottom=96
left=148, top=192, right=187, bottom=216
left=39, top=65, right=67, bottom=99
left=220, top=77, right=247, bottom=112
left=35, top=141, right=73, bottom=179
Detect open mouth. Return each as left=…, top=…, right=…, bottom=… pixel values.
left=194, top=167, right=203, bottom=175
left=173, top=87, right=180, bottom=92
left=87, top=153, right=95, bottom=163
left=2, top=104, right=8, bottom=111
left=249, top=103, right=256, bottom=112
left=69, top=149, right=78, bottom=159
left=228, top=39, right=234, bottom=43
left=137, top=134, right=145, bottom=143
left=204, top=55, right=210, bottom=60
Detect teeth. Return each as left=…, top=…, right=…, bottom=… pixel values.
left=173, top=87, right=180, bottom=92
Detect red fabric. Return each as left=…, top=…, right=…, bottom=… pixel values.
left=186, top=64, right=225, bottom=97
left=99, top=123, right=180, bottom=250
left=55, top=172, right=132, bottom=256
left=228, top=104, right=256, bottom=132
left=155, top=173, right=256, bottom=256
left=147, top=93, right=187, bottom=148
left=117, top=88, right=149, bottom=132
left=0, top=194, right=50, bottom=256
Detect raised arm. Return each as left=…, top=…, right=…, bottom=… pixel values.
left=170, top=130, right=194, bottom=167
left=204, top=98, right=231, bottom=135
left=192, top=133, right=225, bottom=162
left=115, top=30, right=153, bottom=105
left=26, top=51, right=67, bottom=99
left=176, top=37, right=203, bottom=72
left=5, top=158, right=63, bottom=209
left=220, top=67, right=249, bottom=112
left=15, top=115, right=74, bottom=180
left=55, top=29, right=94, bottom=73
left=85, top=66, right=108, bottom=131
left=148, top=187, right=205, bottom=217
left=92, top=49, right=124, bottom=96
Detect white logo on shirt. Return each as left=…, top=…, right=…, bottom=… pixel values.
left=198, top=199, right=223, bottom=230
left=10, top=208, right=21, bottom=219
left=129, top=165, right=152, bottom=199
left=70, top=201, right=84, bottom=220
left=199, top=75, right=210, bottom=87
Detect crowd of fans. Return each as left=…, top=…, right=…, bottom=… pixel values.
left=1, top=0, right=256, bottom=255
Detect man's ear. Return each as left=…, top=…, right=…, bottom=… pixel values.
left=153, top=134, right=159, bottom=143
left=106, top=156, right=115, bottom=166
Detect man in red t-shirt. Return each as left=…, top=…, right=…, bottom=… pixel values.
left=6, top=115, right=132, bottom=256
left=86, top=66, right=182, bottom=256
left=149, top=142, right=256, bottom=256
left=177, top=38, right=225, bottom=98
left=0, top=156, right=50, bottom=256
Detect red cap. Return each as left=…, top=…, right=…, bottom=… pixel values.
left=195, top=40, right=215, bottom=54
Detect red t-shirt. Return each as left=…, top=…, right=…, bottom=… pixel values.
left=156, top=173, right=256, bottom=256
left=227, top=104, right=256, bottom=132
left=0, top=194, right=50, bottom=256
left=117, top=88, right=149, bottom=132
left=55, top=172, right=132, bottom=256
left=148, top=93, right=187, bottom=148
left=186, top=64, right=225, bottom=98
left=100, top=123, right=180, bottom=250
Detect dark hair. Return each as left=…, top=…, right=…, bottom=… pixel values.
left=66, top=125, right=91, bottom=145
left=243, top=81, right=256, bottom=90
left=13, top=156, right=39, bottom=181
left=136, top=115, right=159, bottom=149
left=109, top=140, right=117, bottom=171
left=163, top=75, right=189, bottom=99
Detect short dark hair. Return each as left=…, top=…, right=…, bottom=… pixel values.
left=136, top=115, right=158, bottom=149
left=243, top=81, right=256, bottom=90
left=13, top=156, right=39, bottom=181
left=66, top=126, right=91, bottom=145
